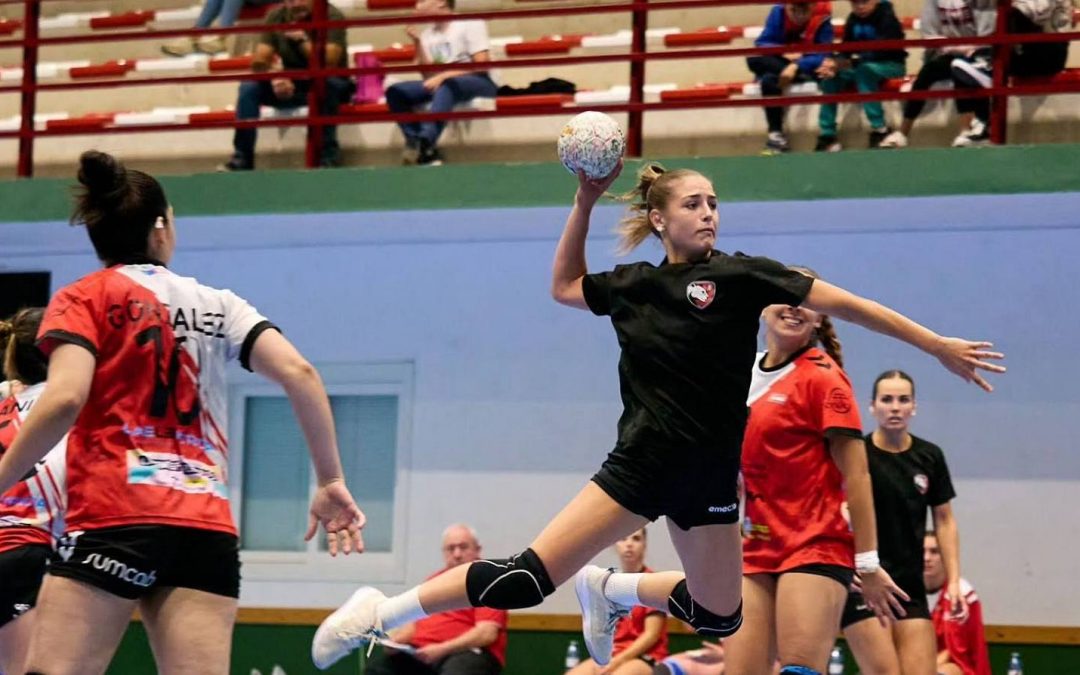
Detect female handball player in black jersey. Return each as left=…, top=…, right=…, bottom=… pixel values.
left=842, top=371, right=966, bottom=675
left=313, top=162, right=1004, bottom=673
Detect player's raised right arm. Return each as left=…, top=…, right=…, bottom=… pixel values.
left=551, top=162, right=623, bottom=310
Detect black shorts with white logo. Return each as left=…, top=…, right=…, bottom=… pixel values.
left=840, top=589, right=931, bottom=628
left=49, top=525, right=240, bottom=600
left=592, top=443, right=741, bottom=530
left=0, top=543, right=50, bottom=628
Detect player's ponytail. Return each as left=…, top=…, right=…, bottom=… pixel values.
left=71, top=150, right=169, bottom=266
left=616, top=163, right=706, bottom=255
left=816, top=315, right=844, bottom=369
left=1, top=308, right=47, bottom=385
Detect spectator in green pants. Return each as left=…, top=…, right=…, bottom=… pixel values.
left=815, top=0, right=908, bottom=151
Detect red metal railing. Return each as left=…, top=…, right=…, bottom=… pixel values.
left=1, top=0, right=1078, bottom=176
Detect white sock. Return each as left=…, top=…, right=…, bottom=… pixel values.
left=603, top=572, right=644, bottom=608
left=375, top=587, right=428, bottom=631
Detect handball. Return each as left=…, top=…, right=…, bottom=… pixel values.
left=557, top=111, right=625, bottom=180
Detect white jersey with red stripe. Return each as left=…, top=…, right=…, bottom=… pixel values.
left=37, top=262, right=274, bottom=536
left=0, top=382, right=67, bottom=553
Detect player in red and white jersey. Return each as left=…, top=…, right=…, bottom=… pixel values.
left=925, top=531, right=990, bottom=675
left=568, top=528, right=668, bottom=675
left=0, top=150, right=365, bottom=675
left=0, top=308, right=67, bottom=675
left=724, top=268, right=907, bottom=675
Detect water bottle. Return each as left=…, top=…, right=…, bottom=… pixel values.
left=828, top=646, right=845, bottom=675
left=1007, top=651, right=1023, bottom=675
left=565, top=639, right=582, bottom=670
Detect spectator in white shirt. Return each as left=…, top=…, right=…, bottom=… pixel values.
left=386, top=0, right=497, bottom=166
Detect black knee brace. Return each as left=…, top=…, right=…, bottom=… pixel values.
left=667, top=579, right=743, bottom=636
left=465, top=547, right=556, bottom=609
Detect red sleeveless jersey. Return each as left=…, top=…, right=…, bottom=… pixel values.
left=0, top=382, right=67, bottom=553
left=741, top=347, right=861, bottom=573
left=37, top=263, right=273, bottom=535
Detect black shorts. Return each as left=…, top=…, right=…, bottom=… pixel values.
left=0, top=543, right=50, bottom=628
left=49, top=525, right=240, bottom=600
left=752, top=563, right=854, bottom=590
left=592, top=443, right=741, bottom=530
left=840, top=589, right=931, bottom=628
left=638, top=655, right=659, bottom=667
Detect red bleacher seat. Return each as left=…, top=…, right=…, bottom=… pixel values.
left=69, top=61, right=136, bottom=79
left=659, top=84, right=732, bottom=102
left=505, top=39, right=576, bottom=56
left=495, top=94, right=573, bottom=109
left=208, top=56, right=256, bottom=72
left=46, top=114, right=116, bottom=132
left=664, top=28, right=735, bottom=47
left=89, top=11, right=155, bottom=30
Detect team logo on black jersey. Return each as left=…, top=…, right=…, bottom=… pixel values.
left=686, top=281, right=716, bottom=309
left=913, top=473, right=929, bottom=494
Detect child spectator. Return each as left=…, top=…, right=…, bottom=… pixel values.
left=748, top=1, right=835, bottom=154
left=815, top=0, right=907, bottom=151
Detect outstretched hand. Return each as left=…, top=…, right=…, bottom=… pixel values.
left=575, top=160, right=623, bottom=209
left=933, top=338, right=1006, bottom=392
left=306, top=479, right=366, bottom=556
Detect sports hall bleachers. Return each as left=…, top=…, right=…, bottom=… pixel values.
left=0, top=0, right=1078, bottom=175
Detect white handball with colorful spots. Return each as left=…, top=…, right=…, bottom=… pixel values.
left=557, top=111, right=626, bottom=180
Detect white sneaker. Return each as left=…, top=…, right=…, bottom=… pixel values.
left=952, top=118, right=990, bottom=147
left=878, top=130, right=908, bottom=148
left=311, top=587, right=387, bottom=670
left=575, top=566, right=629, bottom=666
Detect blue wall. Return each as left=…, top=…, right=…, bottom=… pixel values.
left=2, top=191, right=1077, bottom=622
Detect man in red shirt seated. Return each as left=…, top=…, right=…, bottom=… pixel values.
left=924, top=531, right=991, bottom=675
left=366, top=524, right=508, bottom=675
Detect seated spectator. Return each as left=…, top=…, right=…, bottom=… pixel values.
left=747, top=1, right=834, bottom=155
left=366, top=524, right=507, bottom=675
left=567, top=528, right=668, bottom=675
left=877, top=0, right=997, bottom=148
left=924, top=531, right=991, bottom=675
left=949, top=0, right=1073, bottom=145
left=219, top=0, right=353, bottom=171
left=815, top=0, right=907, bottom=151
left=386, top=0, right=497, bottom=166
left=161, top=0, right=277, bottom=56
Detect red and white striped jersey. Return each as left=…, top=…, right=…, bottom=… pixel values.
left=0, top=382, right=67, bottom=553
left=37, top=262, right=274, bottom=536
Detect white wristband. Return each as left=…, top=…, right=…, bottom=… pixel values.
left=855, top=550, right=880, bottom=573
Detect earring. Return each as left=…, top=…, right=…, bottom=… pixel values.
left=153, top=216, right=165, bottom=230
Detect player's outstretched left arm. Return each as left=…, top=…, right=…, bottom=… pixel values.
left=803, top=280, right=1006, bottom=392
left=551, top=161, right=623, bottom=310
